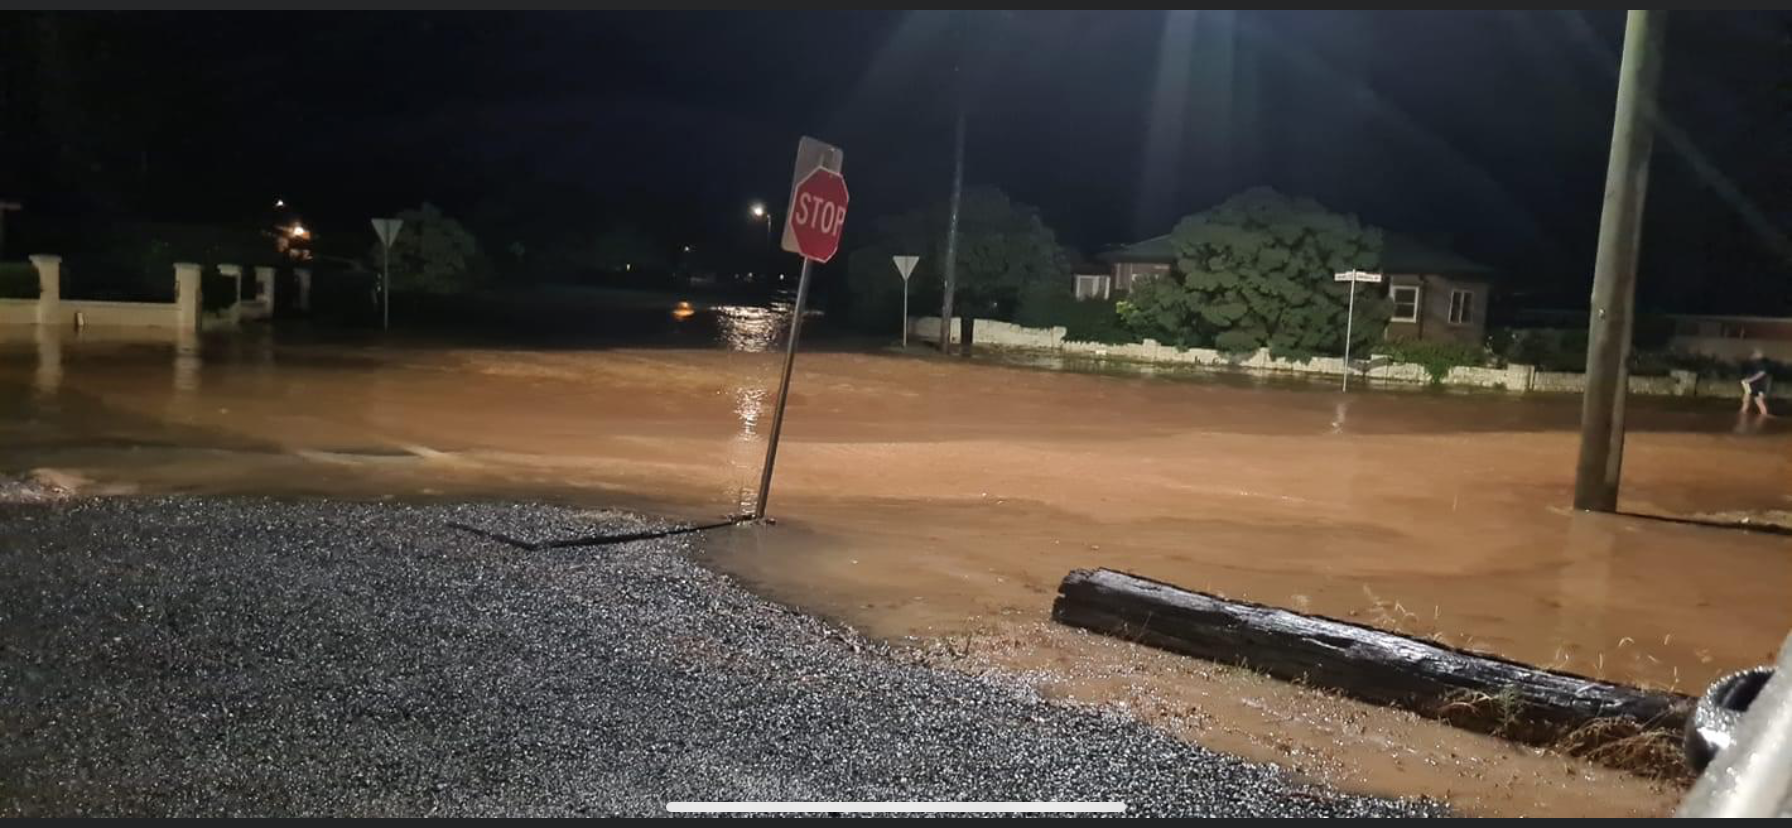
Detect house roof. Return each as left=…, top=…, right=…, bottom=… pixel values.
left=1098, top=231, right=1496, bottom=277
left=1099, top=234, right=1175, bottom=264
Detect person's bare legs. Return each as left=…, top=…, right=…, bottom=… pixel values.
left=1754, top=393, right=1773, bottom=417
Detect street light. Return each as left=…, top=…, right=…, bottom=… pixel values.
left=749, top=200, right=772, bottom=249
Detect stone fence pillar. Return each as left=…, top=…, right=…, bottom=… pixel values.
left=174, top=262, right=202, bottom=331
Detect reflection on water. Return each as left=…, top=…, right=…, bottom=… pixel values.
left=173, top=328, right=201, bottom=394
left=727, top=382, right=769, bottom=515
left=32, top=325, right=60, bottom=398
left=710, top=304, right=785, bottom=513
left=733, top=383, right=765, bottom=436
left=712, top=305, right=784, bottom=353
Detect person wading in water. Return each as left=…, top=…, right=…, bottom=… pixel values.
left=1740, top=348, right=1773, bottom=417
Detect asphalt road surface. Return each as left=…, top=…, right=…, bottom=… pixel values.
left=0, top=497, right=1442, bottom=817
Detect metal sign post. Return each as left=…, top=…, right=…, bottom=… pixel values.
left=892, top=255, right=919, bottom=347
left=1334, top=270, right=1383, bottom=392
left=754, top=136, right=848, bottom=520
left=371, top=218, right=403, bottom=331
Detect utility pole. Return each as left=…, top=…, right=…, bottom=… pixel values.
left=1574, top=10, right=1665, bottom=512
left=937, top=77, right=965, bottom=354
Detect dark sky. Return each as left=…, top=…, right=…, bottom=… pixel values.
left=3, top=11, right=1788, bottom=310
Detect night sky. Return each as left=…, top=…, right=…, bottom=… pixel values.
left=2, top=11, right=1788, bottom=311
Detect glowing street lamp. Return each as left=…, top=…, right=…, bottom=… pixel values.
left=748, top=201, right=772, bottom=249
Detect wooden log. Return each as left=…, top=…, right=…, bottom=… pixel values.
left=1052, top=568, right=1692, bottom=742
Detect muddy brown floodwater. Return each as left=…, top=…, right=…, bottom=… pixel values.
left=4, top=322, right=1789, bottom=817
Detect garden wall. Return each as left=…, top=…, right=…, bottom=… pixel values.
left=908, top=316, right=1765, bottom=398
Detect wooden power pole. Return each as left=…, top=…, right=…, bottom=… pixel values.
left=1574, top=10, right=1666, bottom=512
left=938, top=96, right=965, bottom=354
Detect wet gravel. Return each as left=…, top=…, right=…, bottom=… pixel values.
left=0, top=498, right=1444, bottom=817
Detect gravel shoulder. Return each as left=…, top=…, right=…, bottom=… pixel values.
left=0, top=497, right=1441, bottom=817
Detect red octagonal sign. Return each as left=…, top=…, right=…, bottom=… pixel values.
left=786, top=166, right=850, bottom=264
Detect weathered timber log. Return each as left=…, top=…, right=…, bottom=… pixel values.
left=1052, top=568, right=1692, bottom=742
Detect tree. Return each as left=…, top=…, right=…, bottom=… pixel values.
left=371, top=203, right=483, bottom=294
left=844, top=187, right=1071, bottom=334
left=1119, top=187, right=1386, bottom=356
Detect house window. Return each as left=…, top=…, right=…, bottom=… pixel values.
left=1119, top=263, right=1167, bottom=292
left=1074, top=274, right=1111, bottom=301
left=1390, top=285, right=1421, bottom=323
left=1448, top=289, right=1475, bottom=325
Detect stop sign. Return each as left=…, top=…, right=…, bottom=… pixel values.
left=785, top=166, right=850, bottom=263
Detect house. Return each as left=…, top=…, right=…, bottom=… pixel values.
left=1665, top=314, right=1792, bottom=361
left=1091, top=231, right=1498, bottom=344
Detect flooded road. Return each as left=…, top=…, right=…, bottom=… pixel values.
left=3, top=318, right=1788, bottom=816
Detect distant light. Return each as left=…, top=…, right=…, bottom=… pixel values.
left=683, top=245, right=692, bottom=252
left=749, top=202, right=766, bottom=218
left=625, top=262, right=632, bottom=271
left=274, top=199, right=285, bottom=208
left=289, top=224, right=309, bottom=238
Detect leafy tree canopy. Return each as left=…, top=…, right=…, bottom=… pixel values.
left=370, top=203, right=483, bottom=294
left=1119, top=187, right=1386, bottom=356
left=844, top=187, right=1071, bottom=332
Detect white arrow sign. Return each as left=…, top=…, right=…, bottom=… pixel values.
left=892, top=255, right=919, bottom=281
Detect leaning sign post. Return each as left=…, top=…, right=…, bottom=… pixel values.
left=892, top=255, right=919, bottom=347
left=754, top=136, right=848, bottom=520
left=1333, top=270, right=1382, bottom=392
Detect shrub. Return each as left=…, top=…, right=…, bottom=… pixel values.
left=0, top=262, right=37, bottom=299
left=1376, top=338, right=1489, bottom=385
left=1014, top=283, right=1137, bottom=344
left=1494, top=328, right=1588, bottom=372
left=1629, top=350, right=1679, bottom=377
left=1631, top=349, right=1760, bottom=378
left=1493, top=326, right=1734, bottom=377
